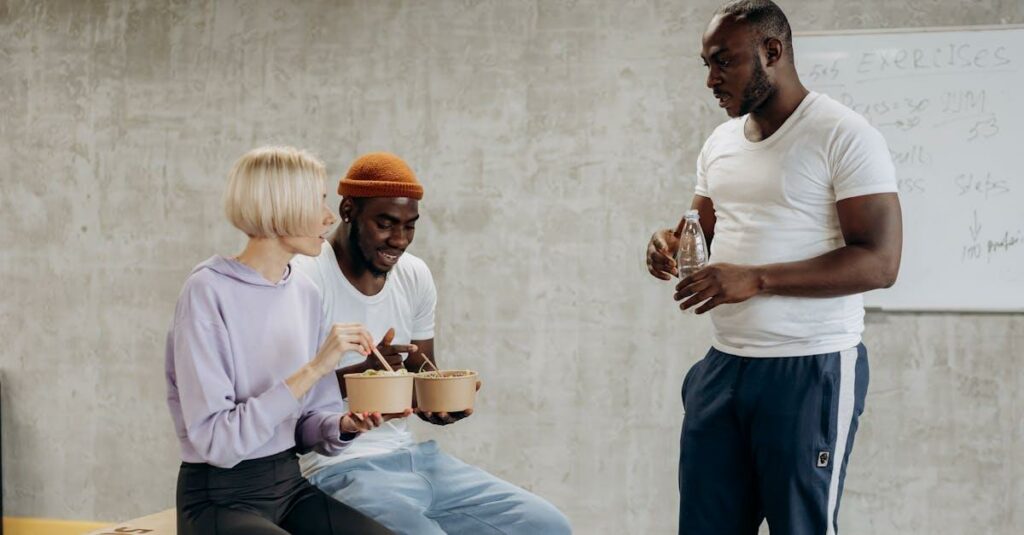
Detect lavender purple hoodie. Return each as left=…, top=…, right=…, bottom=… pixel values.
left=165, top=255, right=350, bottom=468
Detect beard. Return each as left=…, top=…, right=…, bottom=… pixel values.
left=737, top=52, right=775, bottom=116
left=348, top=219, right=389, bottom=278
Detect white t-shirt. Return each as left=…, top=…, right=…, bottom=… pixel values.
left=694, top=92, right=897, bottom=357
left=294, top=242, right=436, bottom=477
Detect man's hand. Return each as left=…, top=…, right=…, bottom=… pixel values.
left=674, top=263, right=763, bottom=314
left=416, top=380, right=482, bottom=426
left=364, top=327, right=417, bottom=371
left=647, top=228, right=680, bottom=280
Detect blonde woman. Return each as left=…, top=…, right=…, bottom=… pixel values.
left=165, top=146, right=401, bottom=534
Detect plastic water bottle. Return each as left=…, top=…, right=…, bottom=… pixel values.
left=675, top=209, right=708, bottom=279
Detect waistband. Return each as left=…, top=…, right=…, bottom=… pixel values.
left=180, top=448, right=298, bottom=470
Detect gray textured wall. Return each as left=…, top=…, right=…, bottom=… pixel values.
left=1, top=1, right=1022, bottom=533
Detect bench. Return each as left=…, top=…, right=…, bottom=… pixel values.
left=82, top=508, right=175, bottom=535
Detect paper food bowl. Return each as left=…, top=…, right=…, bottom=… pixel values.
left=343, top=370, right=414, bottom=414
left=414, top=370, right=479, bottom=413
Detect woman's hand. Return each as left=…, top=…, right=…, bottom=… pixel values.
left=340, top=409, right=414, bottom=436
left=312, top=323, right=375, bottom=377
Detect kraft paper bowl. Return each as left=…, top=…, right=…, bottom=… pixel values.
left=343, top=372, right=414, bottom=414
left=414, top=370, right=479, bottom=413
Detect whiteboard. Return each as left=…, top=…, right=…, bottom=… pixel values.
left=793, top=27, right=1024, bottom=312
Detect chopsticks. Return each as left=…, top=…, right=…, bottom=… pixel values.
left=419, top=352, right=439, bottom=372
left=370, top=346, right=395, bottom=372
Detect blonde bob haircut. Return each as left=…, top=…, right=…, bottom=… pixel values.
left=224, top=146, right=326, bottom=238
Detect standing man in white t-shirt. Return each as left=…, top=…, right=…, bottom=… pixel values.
left=294, top=152, right=571, bottom=535
left=646, top=2, right=903, bottom=534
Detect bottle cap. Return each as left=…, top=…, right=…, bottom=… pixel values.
left=685, top=209, right=699, bottom=219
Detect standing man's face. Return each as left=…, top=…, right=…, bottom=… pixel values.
left=342, top=197, right=420, bottom=276
left=701, top=16, right=775, bottom=118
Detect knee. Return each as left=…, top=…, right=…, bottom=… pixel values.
left=514, top=497, right=572, bottom=535
left=538, top=508, right=573, bottom=534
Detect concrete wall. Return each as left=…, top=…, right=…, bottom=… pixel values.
left=1, top=1, right=1021, bottom=533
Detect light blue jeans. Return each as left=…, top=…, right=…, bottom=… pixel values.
left=308, top=441, right=572, bottom=535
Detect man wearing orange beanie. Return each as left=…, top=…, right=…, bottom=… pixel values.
left=293, top=152, right=571, bottom=535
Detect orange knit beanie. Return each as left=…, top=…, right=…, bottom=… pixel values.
left=338, top=152, right=424, bottom=200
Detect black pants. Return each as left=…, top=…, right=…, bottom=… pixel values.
left=678, top=344, right=869, bottom=535
left=177, top=449, right=392, bottom=535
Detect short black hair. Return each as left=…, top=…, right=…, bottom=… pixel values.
left=716, top=0, right=794, bottom=60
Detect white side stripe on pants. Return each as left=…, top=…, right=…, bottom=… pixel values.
left=825, top=347, right=858, bottom=535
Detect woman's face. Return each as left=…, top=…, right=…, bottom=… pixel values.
left=282, top=185, right=336, bottom=257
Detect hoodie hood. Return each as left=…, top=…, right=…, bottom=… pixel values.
left=192, top=255, right=293, bottom=287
